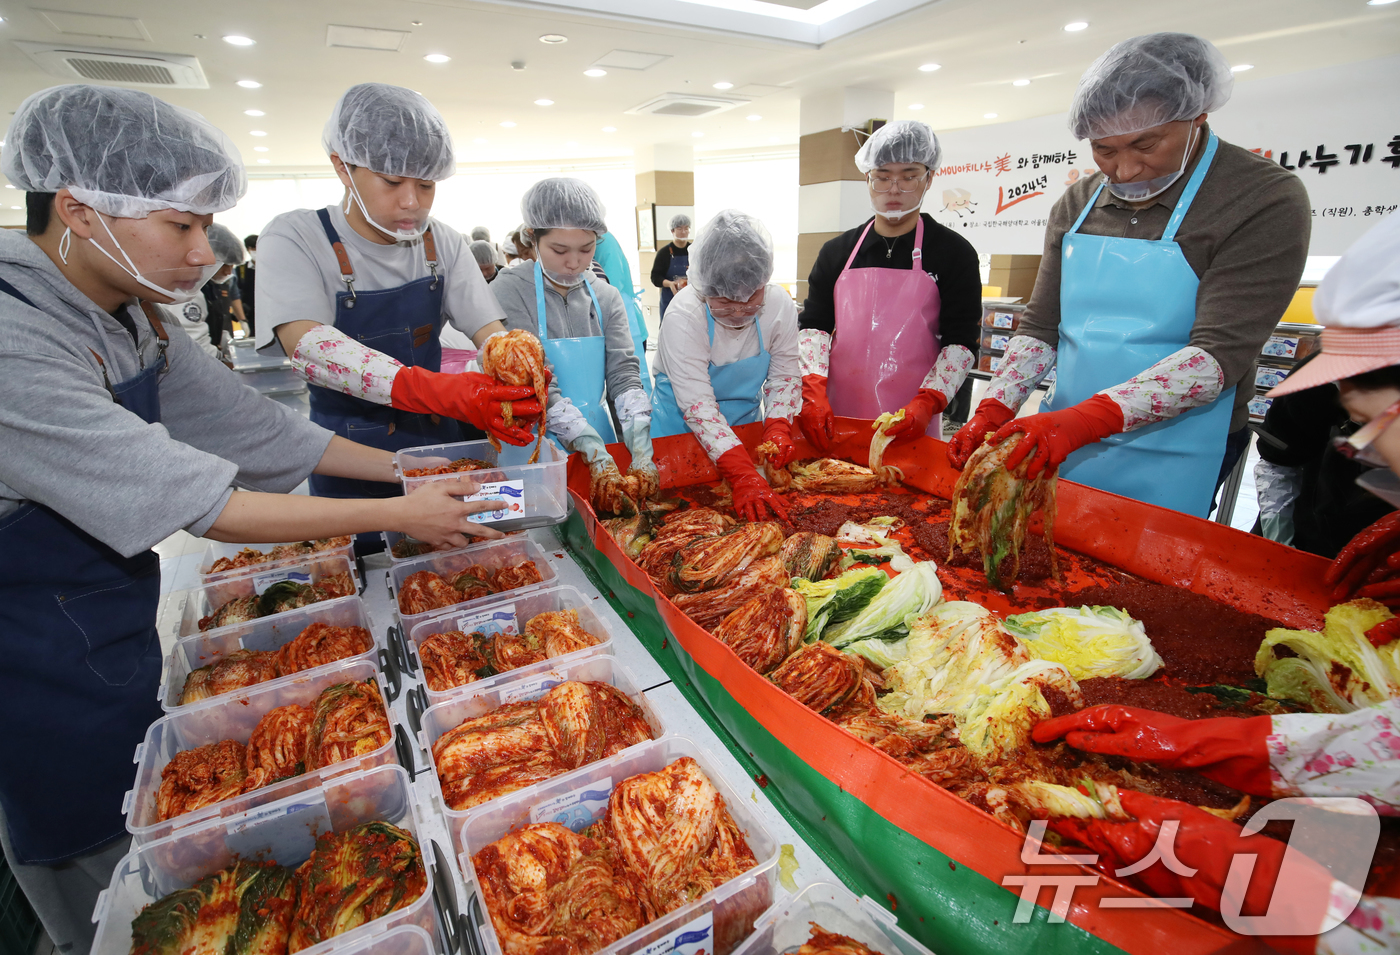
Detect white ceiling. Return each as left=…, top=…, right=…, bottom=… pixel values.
left=0, top=0, right=1396, bottom=202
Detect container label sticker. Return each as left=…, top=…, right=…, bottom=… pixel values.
left=1256, top=366, right=1290, bottom=388
left=252, top=569, right=311, bottom=595
left=464, top=481, right=526, bottom=524
left=989, top=333, right=1010, bottom=351
left=1262, top=336, right=1301, bottom=358
left=990, top=311, right=1016, bottom=328
left=530, top=777, right=613, bottom=832
left=500, top=671, right=564, bottom=704
left=225, top=799, right=323, bottom=836
left=638, top=911, right=715, bottom=955
left=456, top=605, right=517, bottom=638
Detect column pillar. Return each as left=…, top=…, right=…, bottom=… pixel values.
left=796, top=88, right=893, bottom=301
left=635, top=144, right=694, bottom=313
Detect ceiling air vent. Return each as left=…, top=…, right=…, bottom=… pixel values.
left=13, top=41, right=208, bottom=88
left=626, top=93, right=750, bottom=117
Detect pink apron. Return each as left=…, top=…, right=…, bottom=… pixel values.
left=829, top=216, right=943, bottom=436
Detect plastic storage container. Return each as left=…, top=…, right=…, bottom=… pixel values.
left=129, top=660, right=397, bottom=845
left=390, top=537, right=557, bottom=635
left=406, top=585, right=614, bottom=705
left=395, top=437, right=569, bottom=532
left=178, top=554, right=358, bottom=639
left=237, top=366, right=305, bottom=396
left=92, top=765, right=439, bottom=955
left=328, top=926, right=436, bottom=955
left=198, top=538, right=357, bottom=602
left=731, top=882, right=936, bottom=955
left=458, top=737, right=779, bottom=955
left=162, top=594, right=383, bottom=712
left=228, top=341, right=291, bottom=372
left=420, top=653, right=665, bottom=855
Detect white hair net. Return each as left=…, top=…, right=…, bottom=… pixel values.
left=1069, top=33, right=1234, bottom=141
left=471, top=226, right=490, bottom=241
left=688, top=210, right=774, bottom=302
left=469, top=240, right=496, bottom=267
left=207, top=223, right=245, bottom=265
left=669, top=214, right=691, bottom=231
left=322, top=83, right=455, bottom=181
left=855, top=120, right=942, bottom=174
left=1, top=84, right=245, bottom=218
left=521, top=178, right=608, bottom=233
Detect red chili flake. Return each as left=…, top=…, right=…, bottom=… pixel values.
left=661, top=637, right=669, bottom=649
left=554, top=553, right=564, bottom=559
left=608, top=591, right=615, bottom=598
left=948, top=861, right=956, bottom=871
left=627, top=611, right=635, bottom=618
left=754, top=774, right=769, bottom=788
left=886, top=893, right=897, bottom=911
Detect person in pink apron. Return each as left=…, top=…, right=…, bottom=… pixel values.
left=798, top=120, right=983, bottom=451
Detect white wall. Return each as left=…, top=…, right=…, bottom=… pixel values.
left=694, top=152, right=800, bottom=287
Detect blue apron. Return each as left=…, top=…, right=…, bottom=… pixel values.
left=1045, top=131, right=1234, bottom=518
left=533, top=261, right=617, bottom=444
left=308, top=209, right=460, bottom=499
left=652, top=305, right=770, bottom=438
left=0, top=280, right=164, bottom=864
left=592, top=232, right=652, bottom=397
left=660, top=245, right=688, bottom=320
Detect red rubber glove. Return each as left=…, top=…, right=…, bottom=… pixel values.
left=760, top=418, right=797, bottom=468
left=1049, top=790, right=1333, bottom=929
left=1033, top=705, right=1272, bottom=796
left=993, top=393, right=1125, bottom=480
left=716, top=445, right=789, bottom=523
left=947, top=398, right=1016, bottom=469
left=883, top=389, right=948, bottom=443
left=798, top=375, right=835, bottom=453
left=390, top=368, right=539, bottom=447
left=1327, top=511, right=1400, bottom=604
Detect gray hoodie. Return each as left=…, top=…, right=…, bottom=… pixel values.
left=0, top=229, right=332, bottom=557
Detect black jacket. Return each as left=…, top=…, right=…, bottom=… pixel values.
left=799, top=213, right=981, bottom=355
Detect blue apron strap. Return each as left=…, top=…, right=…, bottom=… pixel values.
left=1069, top=182, right=1106, bottom=234
left=584, top=278, right=603, bottom=325
left=533, top=260, right=549, bottom=339
left=706, top=303, right=715, bottom=347
left=0, top=275, right=37, bottom=309
left=315, top=207, right=343, bottom=245
left=1161, top=130, right=1219, bottom=242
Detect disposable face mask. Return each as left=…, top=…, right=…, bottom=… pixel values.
left=344, top=175, right=426, bottom=241
left=871, top=176, right=929, bottom=222
left=82, top=214, right=219, bottom=305
left=1105, top=126, right=1198, bottom=203
left=543, top=267, right=585, bottom=288
left=213, top=272, right=235, bottom=285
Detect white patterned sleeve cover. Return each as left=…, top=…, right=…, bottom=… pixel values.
left=1099, top=346, right=1226, bottom=432
left=290, top=323, right=401, bottom=405
left=798, top=328, right=831, bottom=378
left=683, top=399, right=743, bottom=461
left=763, top=377, right=802, bottom=423
left=1266, top=699, right=1400, bottom=814
left=984, top=335, right=1058, bottom=411
left=919, top=344, right=975, bottom=404
left=1318, top=894, right=1400, bottom=955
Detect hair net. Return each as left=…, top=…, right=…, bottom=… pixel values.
left=469, top=240, right=496, bottom=267
left=1069, top=33, right=1234, bottom=140
left=207, top=223, right=245, bottom=265
left=1, top=84, right=245, bottom=218
left=688, top=209, right=774, bottom=302
left=322, top=83, right=455, bottom=181
left=471, top=226, right=490, bottom=241
left=521, top=178, right=608, bottom=233
left=669, top=214, right=691, bottom=231
left=855, top=120, right=942, bottom=174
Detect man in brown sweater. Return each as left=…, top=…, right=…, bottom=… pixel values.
left=949, top=32, right=1311, bottom=518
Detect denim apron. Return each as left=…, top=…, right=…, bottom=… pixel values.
left=1045, top=131, right=1233, bottom=517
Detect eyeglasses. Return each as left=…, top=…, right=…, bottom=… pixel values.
left=708, top=289, right=765, bottom=318
left=1333, top=398, right=1400, bottom=467
left=868, top=172, right=929, bottom=193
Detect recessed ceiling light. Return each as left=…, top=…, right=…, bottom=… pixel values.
left=713, top=81, right=733, bottom=90
left=539, top=34, right=567, bottom=43
left=223, top=35, right=255, bottom=46
left=746, top=114, right=762, bottom=121
left=534, top=98, right=554, bottom=106
left=1063, top=21, right=1088, bottom=31
left=908, top=103, right=924, bottom=110
left=3, top=184, right=13, bottom=189
left=984, top=112, right=998, bottom=118
left=257, top=159, right=271, bottom=164
left=1012, top=78, right=1031, bottom=86
left=411, top=20, right=423, bottom=25
left=602, top=126, right=616, bottom=132
left=254, top=146, right=269, bottom=152
left=692, top=131, right=704, bottom=137
left=250, top=130, right=267, bottom=136
left=918, top=63, right=941, bottom=72
left=473, top=137, right=488, bottom=144
left=237, top=79, right=262, bottom=88
left=584, top=69, right=607, bottom=77
left=1231, top=63, right=1254, bottom=72
left=1367, top=0, right=1399, bottom=6
left=10, top=206, right=20, bottom=210
left=244, top=109, right=265, bottom=117
left=424, top=53, right=451, bottom=63
left=500, top=121, right=517, bottom=127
